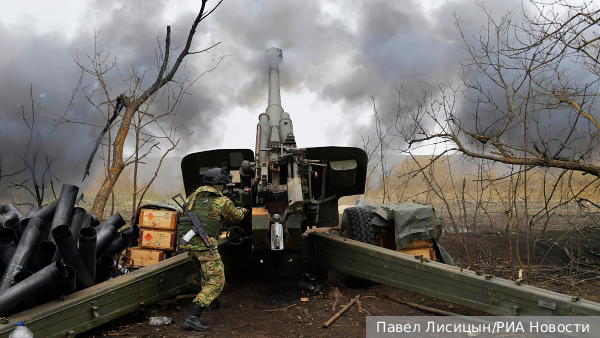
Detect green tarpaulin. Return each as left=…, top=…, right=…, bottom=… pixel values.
left=365, top=202, right=453, bottom=264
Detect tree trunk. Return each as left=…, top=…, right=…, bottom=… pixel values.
left=90, top=105, right=136, bottom=219
left=88, top=0, right=214, bottom=219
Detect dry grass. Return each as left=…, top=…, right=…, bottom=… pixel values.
left=341, top=155, right=600, bottom=278
left=359, top=155, right=600, bottom=205
left=79, top=166, right=184, bottom=221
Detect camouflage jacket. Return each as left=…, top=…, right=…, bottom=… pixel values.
left=183, top=185, right=245, bottom=251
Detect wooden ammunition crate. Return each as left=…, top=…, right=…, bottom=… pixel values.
left=138, top=208, right=177, bottom=230
left=125, top=248, right=165, bottom=267
left=373, top=225, right=396, bottom=250
left=398, top=239, right=436, bottom=261
left=138, top=229, right=177, bottom=251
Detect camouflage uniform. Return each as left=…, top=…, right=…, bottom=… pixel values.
left=183, top=185, right=245, bottom=307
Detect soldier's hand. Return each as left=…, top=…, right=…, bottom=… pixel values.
left=242, top=208, right=249, bottom=214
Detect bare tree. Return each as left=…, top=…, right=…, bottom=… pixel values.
left=2, top=79, right=83, bottom=208
left=127, top=56, right=224, bottom=223
left=390, top=0, right=600, bottom=279
left=402, top=1, right=600, bottom=178
left=362, top=96, right=396, bottom=203
left=356, top=95, right=399, bottom=206
left=69, top=1, right=224, bottom=219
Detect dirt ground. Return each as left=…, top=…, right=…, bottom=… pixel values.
left=80, top=227, right=600, bottom=338
left=81, top=272, right=480, bottom=338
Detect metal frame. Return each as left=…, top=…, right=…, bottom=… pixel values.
left=5, top=231, right=600, bottom=337
left=310, top=233, right=600, bottom=316
left=0, top=253, right=200, bottom=337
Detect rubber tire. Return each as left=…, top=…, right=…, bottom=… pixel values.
left=341, top=207, right=375, bottom=245
left=340, top=207, right=376, bottom=288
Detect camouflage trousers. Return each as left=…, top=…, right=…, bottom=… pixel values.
left=190, top=248, right=225, bottom=307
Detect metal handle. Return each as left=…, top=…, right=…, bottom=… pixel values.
left=172, top=193, right=186, bottom=210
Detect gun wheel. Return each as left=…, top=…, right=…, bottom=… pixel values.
left=340, top=207, right=376, bottom=288
left=340, top=207, right=374, bottom=244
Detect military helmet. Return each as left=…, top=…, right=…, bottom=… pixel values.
left=203, top=168, right=232, bottom=186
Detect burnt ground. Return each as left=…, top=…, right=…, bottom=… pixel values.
left=81, top=229, right=600, bottom=338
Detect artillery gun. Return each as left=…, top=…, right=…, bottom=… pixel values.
left=181, top=47, right=367, bottom=269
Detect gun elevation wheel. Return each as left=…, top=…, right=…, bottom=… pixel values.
left=226, top=226, right=245, bottom=245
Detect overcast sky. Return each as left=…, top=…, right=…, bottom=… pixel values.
left=0, top=0, right=532, bottom=200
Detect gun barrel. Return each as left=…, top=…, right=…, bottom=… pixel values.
left=265, top=47, right=284, bottom=127
left=255, top=47, right=296, bottom=175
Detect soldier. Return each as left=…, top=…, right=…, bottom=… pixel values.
left=182, top=167, right=247, bottom=332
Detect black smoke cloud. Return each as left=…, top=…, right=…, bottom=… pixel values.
left=0, top=0, right=225, bottom=202
left=0, top=0, right=533, bottom=203
left=201, top=0, right=530, bottom=145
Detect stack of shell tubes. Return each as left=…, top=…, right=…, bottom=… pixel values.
left=0, top=184, right=140, bottom=317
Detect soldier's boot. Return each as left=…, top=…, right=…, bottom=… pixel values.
left=183, top=303, right=209, bottom=332
left=205, top=298, right=229, bottom=312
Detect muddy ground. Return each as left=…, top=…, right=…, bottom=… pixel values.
left=80, top=227, right=600, bottom=338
